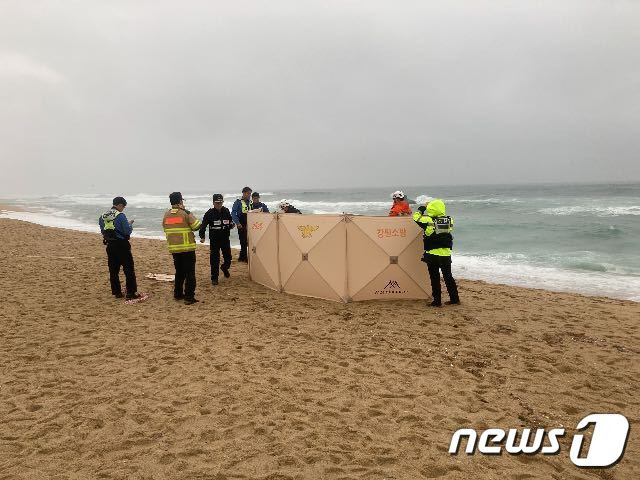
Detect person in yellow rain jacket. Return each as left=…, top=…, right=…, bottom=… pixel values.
left=162, top=192, right=202, bottom=305
left=413, top=198, right=460, bottom=307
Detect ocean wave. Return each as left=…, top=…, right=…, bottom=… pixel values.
left=414, top=195, right=434, bottom=205
left=0, top=209, right=163, bottom=241
left=448, top=197, right=524, bottom=204
left=539, top=205, right=640, bottom=216
left=267, top=199, right=391, bottom=214
left=52, top=193, right=245, bottom=209
left=583, top=224, right=625, bottom=238
left=0, top=210, right=99, bottom=234
left=560, top=260, right=640, bottom=275
left=413, top=195, right=523, bottom=206
left=454, top=254, right=640, bottom=301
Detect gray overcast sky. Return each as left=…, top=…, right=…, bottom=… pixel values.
left=1, top=0, right=639, bottom=194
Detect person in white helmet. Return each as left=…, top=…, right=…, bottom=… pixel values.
left=389, top=190, right=412, bottom=216
left=279, top=200, right=301, bottom=214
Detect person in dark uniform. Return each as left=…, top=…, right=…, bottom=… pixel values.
left=413, top=198, right=460, bottom=307
left=250, top=192, right=270, bottom=212
left=98, top=196, right=141, bottom=299
left=199, top=194, right=235, bottom=285
left=231, top=186, right=252, bottom=262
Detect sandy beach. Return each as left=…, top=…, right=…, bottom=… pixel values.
left=0, top=217, right=638, bottom=479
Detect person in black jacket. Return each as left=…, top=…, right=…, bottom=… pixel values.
left=199, top=194, right=235, bottom=285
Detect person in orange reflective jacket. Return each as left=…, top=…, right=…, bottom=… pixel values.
left=162, top=192, right=202, bottom=305
left=389, top=190, right=412, bottom=217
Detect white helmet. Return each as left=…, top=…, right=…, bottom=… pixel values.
left=279, top=200, right=290, bottom=210
left=392, top=190, right=405, bottom=200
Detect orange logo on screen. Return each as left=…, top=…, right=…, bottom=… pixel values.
left=377, top=227, right=408, bottom=238
left=297, top=225, right=319, bottom=238
left=251, top=222, right=264, bottom=230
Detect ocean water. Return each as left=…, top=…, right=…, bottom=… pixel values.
left=2, top=183, right=639, bottom=301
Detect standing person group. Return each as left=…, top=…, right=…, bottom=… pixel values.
left=100, top=188, right=459, bottom=308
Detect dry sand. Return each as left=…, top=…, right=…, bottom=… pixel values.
left=0, top=218, right=638, bottom=480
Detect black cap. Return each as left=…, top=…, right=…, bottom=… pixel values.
left=212, top=193, right=223, bottom=202
left=242, top=186, right=252, bottom=193
left=112, top=196, right=127, bottom=207
left=251, top=192, right=260, bottom=198
left=169, top=192, right=183, bottom=205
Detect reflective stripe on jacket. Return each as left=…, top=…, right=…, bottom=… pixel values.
left=231, top=198, right=250, bottom=225
left=101, top=209, right=120, bottom=236
left=412, top=199, right=454, bottom=257
left=99, top=209, right=133, bottom=241
left=162, top=208, right=202, bottom=253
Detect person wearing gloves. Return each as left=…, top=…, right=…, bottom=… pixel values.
left=278, top=200, right=301, bottom=214
left=412, top=198, right=460, bottom=307
left=199, top=194, right=235, bottom=285
left=389, top=190, right=412, bottom=216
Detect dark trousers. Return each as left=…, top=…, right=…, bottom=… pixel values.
left=427, top=261, right=459, bottom=304
left=210, top=237, right=232, bottom=280
left=238, top=225, right=248, bottom=260
left=106, top=240, right=137, bottom=295
left=172, top=251, right=196, bottom=299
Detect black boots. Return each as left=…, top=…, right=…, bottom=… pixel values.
left=429, top=299, right=460, bottom=307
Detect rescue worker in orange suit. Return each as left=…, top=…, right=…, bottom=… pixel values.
left=413, top=198, right=460, bottom=307
left=162, top=192, right=202, bottom=304
left=199, top=194, right=234, bottom=285
left=389, top=190, right=412, bottom=217
left=98, top=196, right=141, bottom=300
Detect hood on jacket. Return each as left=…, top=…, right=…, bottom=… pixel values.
left=426, top=199, right=446, bottom=217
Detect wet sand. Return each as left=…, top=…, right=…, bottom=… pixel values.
left=0, top=218, right=638, bottom=479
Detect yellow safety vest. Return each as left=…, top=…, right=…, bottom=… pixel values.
left=162, top=208, right=202, bottom=253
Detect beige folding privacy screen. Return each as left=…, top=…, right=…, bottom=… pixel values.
left=247, top=212, right=430, bottom=302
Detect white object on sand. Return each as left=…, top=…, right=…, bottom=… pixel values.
left=145, top=273, right=175, bottom=282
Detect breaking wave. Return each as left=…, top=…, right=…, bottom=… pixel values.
left=454, top=254, right=640, bottom=302
left=539, top=205, right=640, bottom=216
